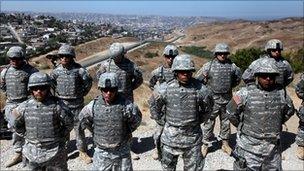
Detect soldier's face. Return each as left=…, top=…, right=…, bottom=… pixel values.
left=257, top=74, right=276, bottom=90
left=164, top=55, right=176, bottom=67
left=101, top=88, right=117, bottom=104
left=270, top=49, right=281, bottom=58
left=31, top=86, right=49, bottom=102
left=216, top=53, right=229, bottom=62
left=59, top=55, right=72, bottom=66
left=177, top=71, right=193, bottom=84
left=9, top=57, right=23, bottom=68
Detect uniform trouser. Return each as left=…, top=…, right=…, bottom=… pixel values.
left=92, top=147, right=133, bottom=171
left=70, top=107, right=87, bottom=151
left=26, top=148, right=68, bottom=171
left=5, top=103, right=24, bottom=153
left=202, top=102, right=230, bottom=144
left=153, top=124, right=164, bottom=150
left=161, top=144, right=204, bottom=171
left=234, top=146, right=282, bottom=171
left=296, top=106, right=304, bottom=147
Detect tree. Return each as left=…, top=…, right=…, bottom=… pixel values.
left=230, top=48, right=264, bottom=72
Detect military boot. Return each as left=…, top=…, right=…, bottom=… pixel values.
left=79, top=150, right=92, bottom=164
left=6, top=152, right=22, bottom=168
left=221, top=140, right=232, bottom=155
left=201, top=144, right=208, bottom=158
left=296, top=146, right=304, bottom=160
left=152, top=148, right=159, bottom=160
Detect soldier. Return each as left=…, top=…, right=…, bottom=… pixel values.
left=196, top=43, right=241, bottom=157
left=96, top=42, right=143, bottom=159
left=11, top=72, right=74, bottom=171
left=242, top=39, right=294, bottom=89
left=148, top=44, right=178, bottom=160
left=295, top=72, right=304, bottom=160
left=77, top=72, right=142, bottom=170
left=227, top=58, right=295, bottom=170
left=96, top=42, right=143, bottom=102
left=149, top=54, right=214, bottom=170
left=0, top=46, right=38, bottom=167
left=49, top=44, right=93, bottom=164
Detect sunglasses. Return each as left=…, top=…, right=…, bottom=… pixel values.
left=101, top=88, right=117, bottom=93
left=9, top=57, right=22, bottom=61
left=216, top=52, right=229, bottom=56
left=164, top=55, right=176, bottom=59
left=31, top=86, right=49, bottom=91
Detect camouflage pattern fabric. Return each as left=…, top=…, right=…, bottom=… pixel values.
left=6, top=46, right=25, bottom=59
left=78, top=93, right=141, bottom=170
left=242, top=55, right=293, bottom=88
left=264, top=39, right=283, bottom=51
left=57, top=44, right=76, bottom=57
left=161, top=144, right=204, bottom=171
left=196, top=58, right=241, bottom=143
left=149, top=78, right=213, bottom=169
left=227, top=83, right=295, bottom=169
left=12, top=95, right=73, bottom=170
left=296, top=73, right=304, bottom=146
left=149, top=65, right=174, bottom=90
left=96, top=58, right=143, bottom=102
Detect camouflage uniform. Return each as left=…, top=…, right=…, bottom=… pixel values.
left=295, top=73, right=304, bottom=159
left=0, top=46, right=38, bottom=157
left=242, top=39, right=294, bottom=89
left=149, top=55, right=214, bottom=170
left=149, top=44, right=178, bottom=160
left=49, top=44, right=92, bottom=153
left=96, top=43, right=143, bottom=102
left=11, top=72, right=74, bottom=171
left=78, top=73, right=142, bottom=171
left=196, top=43, right=241, bottom=149
left=227, top=58, right=295, bottom=170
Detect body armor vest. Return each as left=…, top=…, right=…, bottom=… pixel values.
left=24, top=98, right=62, bottom=144
left=5, top=66, right=31, bottom=100
left=92, top=96, right=129, bottom=148
left=165, top=80, right=200, bottom=127
left=107, top=59, right=134, bottom=100
left=158, top=66, right=174, bottom=84
left=241, top=86, right=285, bottom=139
left=208, top=60, right=233, bottom=94
left=56, top=67, right=82, bottom=99
left=275, top=60, right=286, bottom=87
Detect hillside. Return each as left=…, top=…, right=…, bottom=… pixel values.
left=179, top=17, right=304, bottom=52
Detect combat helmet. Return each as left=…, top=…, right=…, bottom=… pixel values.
left=253, top=58, right=279, bottom=76
left=163, top=44, right=179, bottom=56
left=265, top=39, right=283, bottom=51
left=58, top=44, right=75, bottom=58
left=7, top=46, right=25, bottom=59
left=28, top=72, right=52, bottom=88
left=171, top=54, right=195, bottom=72
left=109, top=43, right=126, bottom=57
left=213, top=43, right=230, bottom=55
left=98, top=72, right=119, bottom=89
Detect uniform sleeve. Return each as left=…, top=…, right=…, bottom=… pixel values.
left=58, top=100, right=74, bottom=134
left=78, top=101, right=94, bottom=133
left=296, top=73, right=304, bottom=99
left=226, top=88, right=247, bottom=127
left=195, top=62, right=210, bottom=84
left=124, top=103, right=142, bottom=132
left=198, top=86, right=214, bottom=123
left=283, top=60, right=294, bottom=87
left=232, top=63, right=242, bottom=88
left=148, top=69, right=159, bottom=90
left=79, top=68, right=93, bottom=96
left=148, top=83, right=166, bottom=124
left=132, top=64, right=143, bottom=90
left=242, top=60, right=258, bottom=85
left=12, top=103, right=26, bottom=136
left=282, top=94, right=295, bottom=124
left=0, top=68, right=7, bottom=92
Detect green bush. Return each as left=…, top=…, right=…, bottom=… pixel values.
left=283, top=48, right=304, bottom=73
left=144, top=52, right=158, bottom=58
left=181, top=46, right=213, bottom=58
left=230, top=48, right=264, bottom=72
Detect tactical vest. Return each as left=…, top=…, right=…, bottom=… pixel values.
left=241, top=86, right=285, bottom=139
left=165, top=80, right=200, bottom=127
left=208, top=61, right=233, bottom=94
left=107, top=59, right=134, bottom=100
left=275, top=60, right=286, bottom=87
left=5, top=66, right=30, bottom=100
left=92, top=96, right=129, bottom=148
left=24, top=98, right=62, bottom=144
left=158, top=66, right=174, bottom=84
left=56, top=68, right=82, bottom=99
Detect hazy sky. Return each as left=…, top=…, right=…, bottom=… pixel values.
left=1, top=1, right=303, bottom=19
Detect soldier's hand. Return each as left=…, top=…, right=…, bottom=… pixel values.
left=233, top=95, right=242, bottom=106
